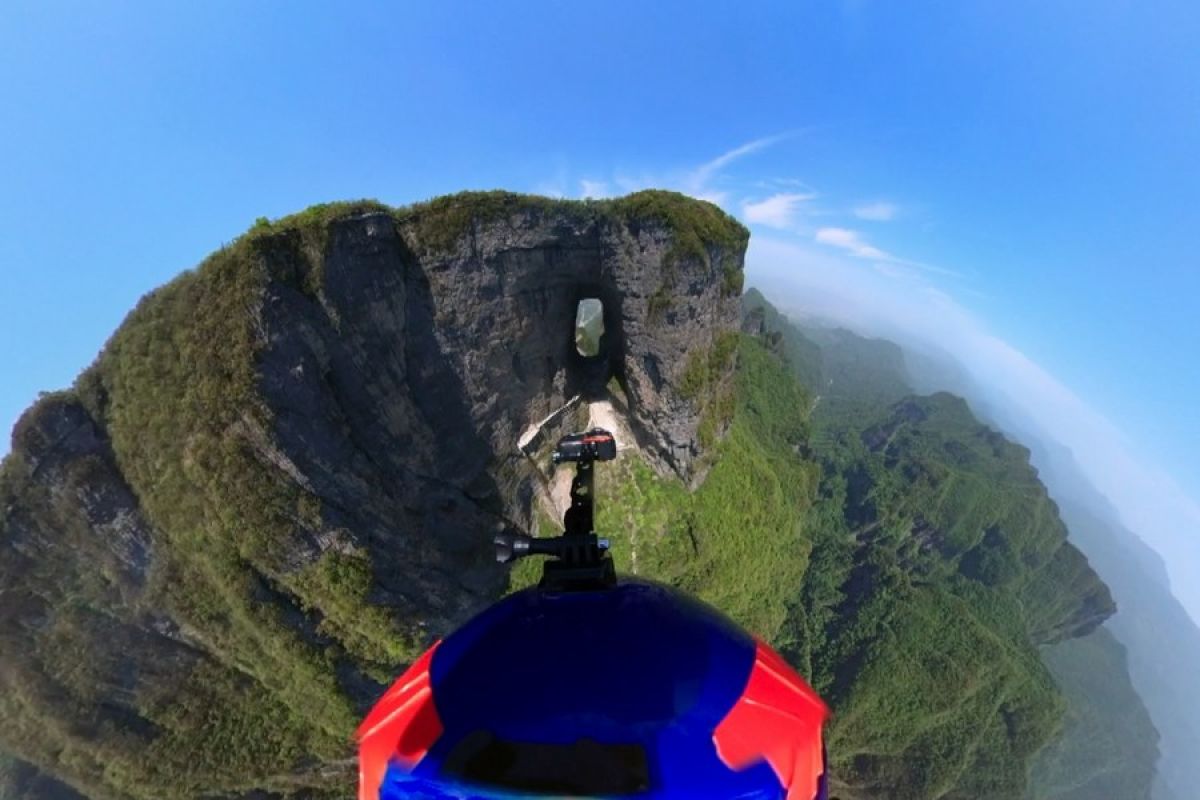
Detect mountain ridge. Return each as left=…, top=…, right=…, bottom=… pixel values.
left=1, top=197, right=1122, bottom=800
left=740, top=289, right=1161, bottom=800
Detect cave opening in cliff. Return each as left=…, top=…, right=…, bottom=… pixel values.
left=566, top=290, right=622, bottom=401
left=574, top=298, right=605, bottom=358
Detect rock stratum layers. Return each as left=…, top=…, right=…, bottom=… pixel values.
left=0, top=192, right=747, bottom=799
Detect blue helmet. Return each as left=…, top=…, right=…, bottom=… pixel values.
left=359, top=429, right=829, bottom=799
left=358, top=579, right=829, bottom=800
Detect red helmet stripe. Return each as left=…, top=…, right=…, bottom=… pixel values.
left=357, top=641, right=444, bottom=800
left=713, top=640, right=830, bottom=800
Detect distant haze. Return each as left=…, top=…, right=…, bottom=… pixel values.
left=747, top=237, right=1200, bottom=628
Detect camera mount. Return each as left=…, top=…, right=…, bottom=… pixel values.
left=496, top=428, right=618, bottom=591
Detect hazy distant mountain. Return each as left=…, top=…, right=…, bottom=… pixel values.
left=798, top=294, right=1197, bottom=800
left=744, top=289, right=1137, bottom=798
left=1030, top=444, right=1200, bottom=800
left=1027, top=627, right=1160, bottom=800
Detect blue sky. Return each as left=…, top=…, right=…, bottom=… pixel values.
left=2, top=2, right=1198, bottom=579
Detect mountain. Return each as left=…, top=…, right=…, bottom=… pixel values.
left=1027, top=627, right=1159, bottom=800
left=743, top=290, right=1163, bottom=799
left=602, top=292, right=1117, bottom=799
left=1, top=194, right=1116, bottom=799
left=886, top=309, right=1200, bottom=800
left=1027, top=445, right=1200, bottom=800
left=0, top=191, right=747, bottom=799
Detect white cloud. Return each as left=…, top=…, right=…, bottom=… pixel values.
left=579, top=179, right=610, bottom=199
left=854, top=201, right=898, bottom=221
left=815, top=226, right=889, bottom=260
left=538, top=133, right=799, bottom=214
left=756, top=177, right=815, bottom=190
left=872, top=261, right=918, bottom=280
left=694, top=191, right=729, bottom=206
left=742, top=192, right=816, bottom=229
left=532, top=180, right=567, bottom=199
left=686, top=133, right=792, bottom=191
left=746, top=236, right=1200, bottom=626
left=814, top=226, right=961, bottom=278
left=677, top=132, right=799, bottom=209
left=613, top=174, right=655, bottom=194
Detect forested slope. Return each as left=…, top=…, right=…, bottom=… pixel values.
left=743, top=289, right=1158, bottom=800
left=550, top=293, right=1120, bottom=798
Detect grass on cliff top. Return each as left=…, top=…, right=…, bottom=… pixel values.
left=402, top=188, right=748, bottom=256
left=243, top=188, right=748, bottom=264
left=246, top=189, right=748, bottom=296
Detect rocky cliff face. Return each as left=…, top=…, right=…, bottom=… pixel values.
left=0, top=191, right=747, bottom=799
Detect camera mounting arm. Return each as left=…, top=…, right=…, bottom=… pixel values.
left=495, top=428, right=618, bottom=591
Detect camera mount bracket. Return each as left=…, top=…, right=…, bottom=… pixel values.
left=495, top=428, right=618, bottom=591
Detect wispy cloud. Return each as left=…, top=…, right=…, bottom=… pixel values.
left=872, top=261, right=919, bottom=280
left=553, top=135, right=799, bottom=210
left=742, top=191, right=816, bottom=229
left=686, top=133, right=794, bottom=190
left=815, top=226, right=889, bottom=259
left=579, top=179, right=611, bottom=199
left=814, top=226, right=961, bottom=278
left=681, top=132, right=798, bottom=207
left=544, top=139, right=962, bottom=282
left=854, top=201, right=898, bottom=221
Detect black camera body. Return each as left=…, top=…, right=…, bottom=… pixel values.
left=552, top=428, right=617, bottom=464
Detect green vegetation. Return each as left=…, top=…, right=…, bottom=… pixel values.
left=646, top=284, right=673, bottom=321
left=292, top=548, right=419, bottom=677
left=394, top=190, right=566, bottom=254
left=608, top=189, right=749, bottom=262
left=795, top=396, right=1095, bottom=797
left=734, top=291, right=1146, bottom=798
left=1029, top=628, right=1159, bottom=800
left=595, top=337, right=819, bottom=640
left=606, top=190, right=748, bottom=295
left=574, top=292, right=1119, bottom=798
left=1039, top=478, right=1197, bottom=799
left=249, top=199, right=391, bottom=237
left=248, top=189, right=746, bottom=296
left=605, top=190, right=747, bottom=316
left=505, top=506, right=560, bottom=593
left=679, top=330, right=739, bottom=400
left=679, top=331, right=740, bottom=449
left=384, top=188, right=748, bottom=281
